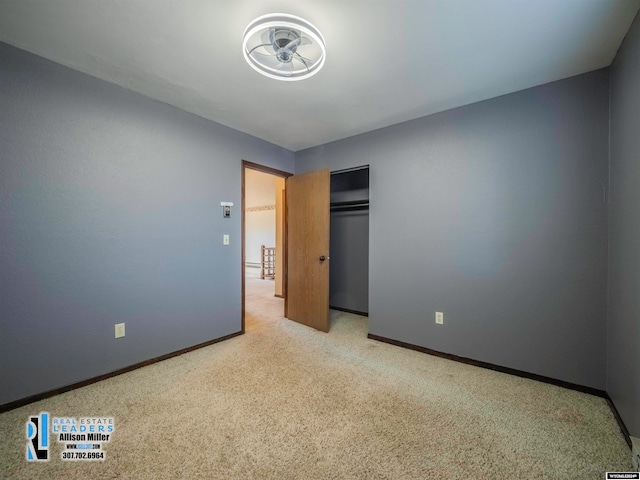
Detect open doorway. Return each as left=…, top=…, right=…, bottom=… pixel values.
left=242, top=161, right=291, bottom=332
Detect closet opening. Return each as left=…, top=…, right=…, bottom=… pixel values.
left=329, top=165, right=370, bottom=316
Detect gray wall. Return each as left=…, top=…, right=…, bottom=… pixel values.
left=0, top=42, right=294, bottom=406
left=608, top=11, right=640, bottom=437
left=297, top=69, right=610, bottom=390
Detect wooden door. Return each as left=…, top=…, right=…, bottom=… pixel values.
left=285, top=169, right=330, bottom=332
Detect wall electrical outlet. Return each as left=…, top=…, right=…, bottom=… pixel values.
left=223, top=234, right=230, bottom=245
left=115, top=323, right=125, bottom=339
left=435, top=312, right=444, bottom=325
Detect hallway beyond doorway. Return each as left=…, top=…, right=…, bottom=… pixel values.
left=245, top=267, right=284, bottom=331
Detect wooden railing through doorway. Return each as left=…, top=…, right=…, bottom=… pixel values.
left=261, top=245, right=276, bottom=280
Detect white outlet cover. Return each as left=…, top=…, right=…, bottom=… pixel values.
left=115, top=323, right=125, bottom=338
left=435, top=312, right=444, bottom=324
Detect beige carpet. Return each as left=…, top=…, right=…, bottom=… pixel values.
left=0, top=270, right=632, bottom=479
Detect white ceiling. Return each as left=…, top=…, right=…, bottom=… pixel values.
left=1, top=0, right=638, bottom=152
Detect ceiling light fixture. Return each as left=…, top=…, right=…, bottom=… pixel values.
left=242, top=13, right=326, bottom=81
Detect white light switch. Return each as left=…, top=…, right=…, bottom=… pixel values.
left=223, top=234, right=230, bottom=245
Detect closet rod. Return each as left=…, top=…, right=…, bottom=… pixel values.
left=330, top=200, right=369, bottom=208
left=330, top=201, right=369, bottom=212
left=330, top=206, right=369, bottom=212
left=330, top=165, right=370, bottom=175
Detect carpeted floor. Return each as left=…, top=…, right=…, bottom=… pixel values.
left=0, top=269, right=632, bottom=479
